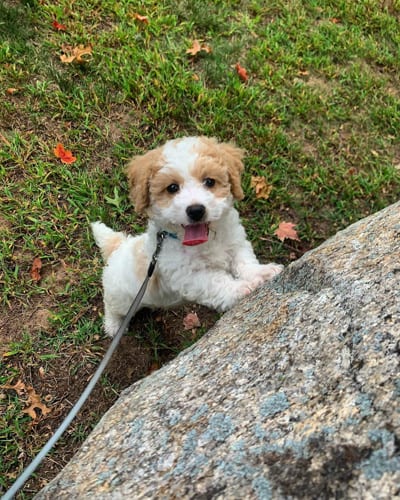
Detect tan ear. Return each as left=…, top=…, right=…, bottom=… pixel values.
left=217, top=142, right=245, bottom=200
left=125, top=148, right=163, bottom=213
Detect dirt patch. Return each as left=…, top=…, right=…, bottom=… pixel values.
left=304, top=74, right=335, bottom=95
left=0, top=302, right=52, bottom=356
left=0, top=259, right=74, bottom=356
left=0, top=216, right=12, bottom=231
left=0, top=298, right=218, bottom=497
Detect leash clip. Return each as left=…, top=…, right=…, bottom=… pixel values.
left=148, top=231, right=167, bottom=277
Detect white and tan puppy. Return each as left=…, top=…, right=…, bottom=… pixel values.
left=92, top=136, right=283, bottom=337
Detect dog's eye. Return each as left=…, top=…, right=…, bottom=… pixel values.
left=203, top=178, right=215, bottom=188
left=166, top=183, right=180, bottom=194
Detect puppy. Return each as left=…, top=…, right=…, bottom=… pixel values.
left=92, top=136, right=283, bottom=337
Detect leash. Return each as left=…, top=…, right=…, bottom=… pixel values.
left=2, top=231, right=167, bottom=500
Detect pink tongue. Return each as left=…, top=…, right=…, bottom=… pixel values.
left=183, top=223, right=209, bottom=246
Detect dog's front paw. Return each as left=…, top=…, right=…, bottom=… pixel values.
left=217, top=280, right=255, bottom=311
left=239, top=263, right=283, bottom=286
left=258, top=263, right=284, bottom=281
left=104, top=313, right=123, bottom=338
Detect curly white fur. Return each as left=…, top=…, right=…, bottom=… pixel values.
left=92, top=137, right=283, bottom=337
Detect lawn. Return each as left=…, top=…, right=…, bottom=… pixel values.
left=1, top=0, right=399, bottom=496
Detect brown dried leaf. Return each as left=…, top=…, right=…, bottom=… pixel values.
left=22, top=385, right=51, bottom=421
left=30, top=257, right=42, bottom=282
left=0, top=380, right=51, bottom=421
left=250, top=176, right=273, bottom=200
left=0, top=379, right=27, bottom=396
left=149, top=361, right=161, bottom=373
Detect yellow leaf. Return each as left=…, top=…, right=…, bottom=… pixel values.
left=250, top=176, right=272, bottom=200
left=186, top=40, right=212, bottom=56
left=60, top=44, right=93, bottom=64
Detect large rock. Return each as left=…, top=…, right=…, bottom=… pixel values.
left=37, top=202, right=400, bottom=499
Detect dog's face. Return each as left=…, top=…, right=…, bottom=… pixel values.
left=126, top=137, right=245, bottom=245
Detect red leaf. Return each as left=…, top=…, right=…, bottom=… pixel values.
left=183, top=312, right=201, bottom=330
left=54, top=143, right=77, bottom=164
left=31, top=257, right=42, bottom=282
left=235, top=63, right=249, bottom=82
left=274, top=222, right=300, bottom=242
left=52, top=20, right=67, bottom=31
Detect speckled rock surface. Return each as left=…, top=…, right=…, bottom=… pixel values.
left=36, top=202, right=400, bottom=499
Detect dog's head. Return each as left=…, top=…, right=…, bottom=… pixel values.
left=126, top=137, right=245, bottom=245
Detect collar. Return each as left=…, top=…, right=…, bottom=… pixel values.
left=163, top=231, right=179, bottom=240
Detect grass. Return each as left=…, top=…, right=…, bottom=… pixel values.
left=1, top=0, right=399, bottom=496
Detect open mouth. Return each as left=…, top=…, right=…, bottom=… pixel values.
left=182, top=223, right=209, bottom=246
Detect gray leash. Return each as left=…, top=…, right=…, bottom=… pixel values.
left=2, top=231, right=167, bottom=500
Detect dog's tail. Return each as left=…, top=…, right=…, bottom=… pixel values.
left=91, top=222, right=126, bottom=262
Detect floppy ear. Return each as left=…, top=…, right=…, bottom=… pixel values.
left=125, top=148, right=163, bottom=213
left=218, top=142, right=245, bottom=200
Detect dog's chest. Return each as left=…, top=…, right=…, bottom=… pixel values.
left=160, top=238, right=233, bottom=273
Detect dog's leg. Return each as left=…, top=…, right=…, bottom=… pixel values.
left=230, top=239, right=283, bottom=286
left=103, top=304, right=124, bottom=337
left=168, top=269, right=261, bottom=312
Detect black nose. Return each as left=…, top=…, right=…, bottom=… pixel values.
left=186, top=204, right=206, bottom=222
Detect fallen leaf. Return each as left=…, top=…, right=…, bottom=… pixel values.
left=54, top=143, right=77, bottom=164
left=346, top=167, right=358, bottom=176
left=250, top=176, right=273, bottom=200
left=52, top=20, right=67, bottom=31
left=0, top=380, right=27, bottom=396
left=60, top=44, right=93, bottom=64
left=187, top=40, right=201, bottom=56
left=274, top=222, right=300, bottom=242
left=133, top=13, right=149, bottom=24
left=186, top=40, right=212, bottom=56
left=235, top=62, right=249, bottom=82
left=22, top=385, right=51, bottom=421
left=183, top=312, right=201, bottom=330
left=149, top=361, right=161, bottom=373
left=31, top=257, right=42, bottom=282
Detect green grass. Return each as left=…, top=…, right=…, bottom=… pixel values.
left=1, top=0, right=400, bottom=496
